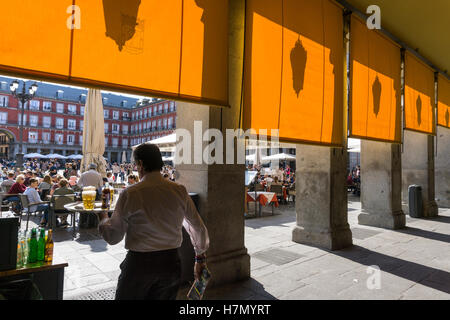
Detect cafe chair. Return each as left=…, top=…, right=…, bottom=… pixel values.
left=49, top=194, right=76, bottom=237
left=19, top=195, right=50, bottom=231
left=40, top=189, right=51, bottom=201
left=288, top=188, right=296, bottom=203
left=255, top=184, right=265, bottom=192
left=270, top=185, right=285, bottom=204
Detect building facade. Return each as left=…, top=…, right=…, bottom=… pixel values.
left=0, top=77, right=176, bottom=162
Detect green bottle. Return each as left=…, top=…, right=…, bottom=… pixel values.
left=37, top=228, right=46, bottom=262
left=28, top=228, right=38, bottom=263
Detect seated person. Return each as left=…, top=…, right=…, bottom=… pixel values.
left=106, top=171, right=115, bottom=184
left=38, top=175, right=53, bottom=200
left=7, top=174, right=27, bottom=214
left=271, top=176, right=282, bottom=186
left=24, top=178, right=50, bottom=227
left=49, top=175, right=63, bottom=196
left=127, top=174, right=138, bottom=186
left=1, top=172, right=15, bottom=192
left=52, top=179, right=74, bottom=227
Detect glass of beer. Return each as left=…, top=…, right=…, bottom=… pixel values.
left=82, top=190, right=96, bottom=210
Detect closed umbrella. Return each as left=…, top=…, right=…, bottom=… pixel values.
left=80, top=89, right=107, bottom=177
left=121, top=150, right=127, bottom=164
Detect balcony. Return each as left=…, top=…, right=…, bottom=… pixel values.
left=122, top=117, right=131, bottom=121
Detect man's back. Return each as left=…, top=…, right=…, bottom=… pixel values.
left=79, top=170, right=103, bottom=189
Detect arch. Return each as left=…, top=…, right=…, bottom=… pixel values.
left=0, top=128, right=16, bottom=142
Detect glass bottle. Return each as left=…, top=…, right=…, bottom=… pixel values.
left=28, top=228, right=38, bottom=263
left=45, top=229, right=54, bottom=263
left=37, top=228, right=46, bottom=262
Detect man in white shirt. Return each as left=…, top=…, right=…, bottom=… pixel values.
left=96, top=144, right=209, bottom=300
left=77, top=163, right=103, bottom=191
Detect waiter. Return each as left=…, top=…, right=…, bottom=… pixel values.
left=95, top=143, right=209, bottom=300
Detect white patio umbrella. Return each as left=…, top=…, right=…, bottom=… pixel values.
left=80, top=88, right=107, bottom=177
left=261, top=153, right=296, bottom=162
left=67, top=154, right=83, bottom=160
left=45, top=153, right=67, bottom=160
left=24, top=153, right=45, bottom=159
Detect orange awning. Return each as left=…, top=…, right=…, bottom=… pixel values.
left=349, top=16, right=402, bottom=143
left=438, top=74, right=450, bottom=128
left=404, top=52, right=436, bottom=135
left=0, top=0, right=228, bottom=106
left=243, top=0, right=344, bottom=146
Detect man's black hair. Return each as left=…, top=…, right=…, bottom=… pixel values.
left=133, top=143, right=164, bottom=173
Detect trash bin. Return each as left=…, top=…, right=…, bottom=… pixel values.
left=178, top=193, right=199, bottom=286
left=408, top=185, right=423, bottom=218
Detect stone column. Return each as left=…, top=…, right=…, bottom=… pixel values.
left=435, top=126, right=450, bottom=208
left=175, top=0, right=250, bottom=288
left=292, top=145, right=353, bottom=250
left=358, top=140, right=405, bottom=229
left=402, top=130, right=438, bottom=217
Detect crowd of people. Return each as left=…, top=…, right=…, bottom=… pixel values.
left=247, top=163, right=296, bottom=191
left=0, top=157, right=178, bottom=228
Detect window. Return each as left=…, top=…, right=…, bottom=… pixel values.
left=132, top=112, right=135, bottom=120
left=0, top=95, right=8, bottom=107
left=18, top=114, right=26, bottom=125
left=0, top=112, right=7, bottom=124
left=56, top=118, right=64, bottom=129
left=123, top=112, right=129, bottom=120
left=29, top=100, right=40, bottom=111
left=104, top=123, right=109, bottom=133
left=152, top=120, right=156, bottom=129
left=164, top=103, right=168, bottom=113
left=28, top=132, right=38, bottom=143
left=112, top=138, right=118, bottom=147
left=122, top=125, right=128, bottom=134
left=143, top=109, right=147, bottom=118
left=68, top=119, right=76, bottom=130
left=104, top=110, right=109, bottom=119
left=148, top=108, right=151, bottom=116
left=0, top=82, right=7, bottom=91
left=43, top=116, right=51, bottom=128
left=80, top=120, right=84, bottom=130
left=42, top=132, right=50, bottom=144
left=170, top=101, right=175, bottom=112
left=79, top=135, right=83, bottom=145
left=56, top=90, right=64, bottom=99
left=80, top=106, right=85, bottom=116
left=158, top=105, right=163, bottom=114
left=19, top=101, right=28, bottom=110
left=153, top=106, right=157, bottom=115
left=56, top=103, right=64, bottom=113
left=68, top=104, right=77, bottom=115
left=140, top=110, right=143, bottom=119
left=55, top=134, right=64, bottom=145
left=139, top=123, right=142, bottom=132
left=157, top=119, right=162, bottom=128
left=105, top=137, right=108, bottom=146
left=168, top=117, right=173, bottom=129
left=122, top=139, right=128, bottom=147
left=143, top=122, right=147, bottom=130
left=29, top=115, right=38, bottom=127
left=113, top=110, right=119, bottom=120
left=163, top=118, right=167, bottom=129
left=112, top=123, right=119, bottom=133
left=43, top=101, right=52, bottom=112
left=67, top=134, right=75, bottom=145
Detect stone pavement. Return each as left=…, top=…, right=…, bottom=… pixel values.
left=19, top=194, right=450, bottom=300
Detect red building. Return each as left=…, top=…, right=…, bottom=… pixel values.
left=0, top=77, right=176, bottom=162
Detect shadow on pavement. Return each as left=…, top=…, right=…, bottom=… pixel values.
left=331, top=245, right=450, bottom=294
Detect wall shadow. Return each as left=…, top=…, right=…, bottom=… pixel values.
left=290, top=37, right=307, bottom=98
left=372, top=75, right=381, bottom=117
left=416, top=95, right=422, bottom=126
left=331, top=245, right=450, bottom=294
left=102, top=0, right=142, bottom=52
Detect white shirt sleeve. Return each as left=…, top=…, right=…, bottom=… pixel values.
left=98, top=190, right=129, bottom=245
left=181, top=187, right=209, bottom=256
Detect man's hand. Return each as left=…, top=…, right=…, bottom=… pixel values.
left=194, top=261, right=207, bottom=280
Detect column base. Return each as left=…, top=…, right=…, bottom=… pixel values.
left=206, top=248, right=250, bottom=288
left=424, top=201, right=438, bottom=218
left=292, top=225, right=353, bottom=251
left=358, top=209, right=405, bottom=229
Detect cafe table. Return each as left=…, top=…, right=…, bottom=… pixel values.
left=246, top=191, right=279, bottom=217
left=64, top=201, right=115, bottom=238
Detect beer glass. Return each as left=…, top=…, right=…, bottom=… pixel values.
left=82, top=190, right=96, bottom=210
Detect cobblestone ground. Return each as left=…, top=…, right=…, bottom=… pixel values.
left=19, top=194, right=450, bottom=300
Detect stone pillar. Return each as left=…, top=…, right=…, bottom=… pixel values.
left=175, top=0, right=250, bottom=288
left=359, top=140, right=405, bottom=229
left=292, top=145, right=352, bottom=250
left=435, top=126, right=450, bottom=208
left=402, top=130, right=438, bottom=217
